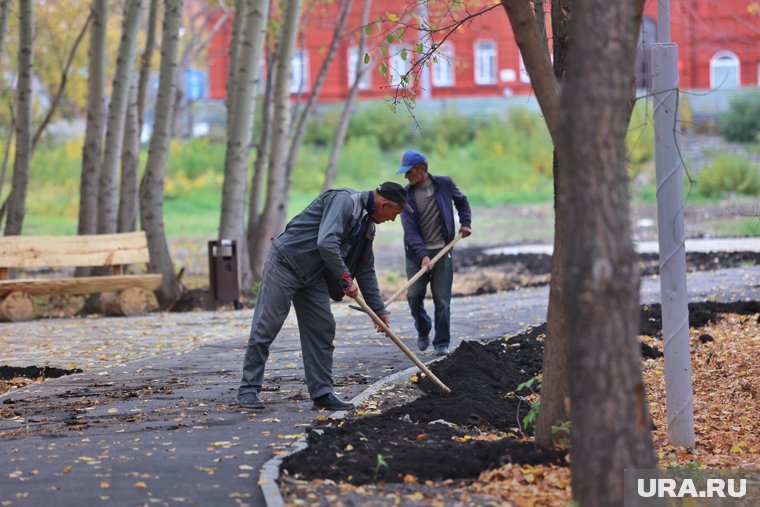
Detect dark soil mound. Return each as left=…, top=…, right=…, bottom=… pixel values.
left=282, top=415, right=565, bottom=484
left=0, top=365, right=82, bottom=381
left=282, top=301, right=758, bottom=485
left=384, top=326, right=545, bottom=429
left=281, top=326, right=564, bottom=485
left=639, top=300, right=760, bottom=337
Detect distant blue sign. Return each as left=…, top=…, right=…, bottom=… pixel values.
left=185, top=69, right=208, bottom=101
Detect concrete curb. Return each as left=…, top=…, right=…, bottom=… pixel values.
left=258, top=364, right=421, bottom=507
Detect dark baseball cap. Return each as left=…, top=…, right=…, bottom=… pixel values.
left=376, top=181, right=413, bottom=213
left=396, top=150, right=427, bottom=174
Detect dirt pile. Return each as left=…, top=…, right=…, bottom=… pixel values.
left=281, top=301, right=759, bottom=486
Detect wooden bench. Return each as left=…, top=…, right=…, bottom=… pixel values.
left=0, top=231, right=162, bottom=321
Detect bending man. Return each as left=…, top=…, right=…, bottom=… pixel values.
left=238, top=182, right=412, bottom=411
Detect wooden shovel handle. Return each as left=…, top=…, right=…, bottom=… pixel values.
left=383, top=232, right=464, bottom=310
left=353, top=293, right=451, bottom=395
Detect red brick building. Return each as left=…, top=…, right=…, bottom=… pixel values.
left=206, top=0, right=760, bottom=104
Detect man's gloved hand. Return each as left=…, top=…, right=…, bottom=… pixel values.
left=376, top=312, right=390, bottom=333
left=343, top=279, right=359, bottom=298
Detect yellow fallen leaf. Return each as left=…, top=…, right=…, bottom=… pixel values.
left=107, top=408, right=119, bottom=414
left=100, top=482, right=109, bottom=489
left=133, top=481, right=147, bottom=488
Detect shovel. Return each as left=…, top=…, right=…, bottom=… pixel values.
left=353, top=293, right=451, bottom=395
left=350, top=232, right=464, bottom=314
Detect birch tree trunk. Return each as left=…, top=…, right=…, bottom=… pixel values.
left=225, top=0, right=247, bottom=127
left=0, top=0, right=13, bottom=203
left=323, top=0, right=372, bottom=191
left=220, top=0, right=270, bottom=291
left=283, top=0, right=353, bottom=200
left=119, top=0, right=159, bottom=233
left=4, top=1, right=33, bottom=236
left=559, top=1, right=656, bottom=505
left=250, top=0, right=302, bottom=281
left=534, top=0, right=572, bottom=449
left=246, top=48, right=276, bottom=272
left=140, top=0, right=184, bottom=307
left=118, top=76, right=140, bottom=233
left=98, top=0, right=143, bottom=234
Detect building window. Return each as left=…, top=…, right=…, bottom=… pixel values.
left=710, top=51, right=740, bottom=89
left=389, top=44, right=410, bottom=84
left=432, top=42, right=454, bottom=87
left=290, top=48, right=309, bottom=93
left=474, top=40, right=497, bottom=85
left=348, top=46, right=371, bottom=90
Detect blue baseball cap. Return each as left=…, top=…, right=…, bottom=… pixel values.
left=396, top=150, right=427, bottom=174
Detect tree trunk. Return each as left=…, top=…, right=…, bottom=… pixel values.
left=0, top=0, right=9, bottom=65
left=0, top=0, right=13, bottom=205
left=323, top=0, right=372, bottom=191
left=118, top=76, right=140, bottom=233
left=4, top=1, right=33, bottom=236
left=500, top=0, right=559, bottom=145
left=119, top=0, right=159, bottom=233
left=98, top=0, right=143, bottom=235
left=246, top=48, right=276, bottom=273
left=75, top=0, right=108, bottom=280
left=284, top=0, right=353, bottom=197
left=534, top=0, right=572, bottom=449
left=219, top=0, right=270, bottom=292
left=250, top=0, right=302, bottom=281
left=559, top=1, right=656, bottom=505
left=139, top=0, right=184, bottom=308
left=225, top=0, right=247, bottom=129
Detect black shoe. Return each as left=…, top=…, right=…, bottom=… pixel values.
left=417, top=334, right=430, bottom=351
left=312, top=392, right=354, bottom=411
left=238, top=391, right=265, bottom=410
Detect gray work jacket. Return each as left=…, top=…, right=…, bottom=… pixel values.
left=272, top=189, right=386, bottom=315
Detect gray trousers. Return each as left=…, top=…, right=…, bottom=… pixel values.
left=239, top=248, right=336, bottom=400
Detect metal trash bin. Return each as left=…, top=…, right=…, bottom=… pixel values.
left=208, top=239, right=241, bottom=309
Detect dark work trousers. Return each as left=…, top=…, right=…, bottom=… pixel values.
left=239, top=247, right=337, bottom=400
left=404, top=247, right=453, bottom=348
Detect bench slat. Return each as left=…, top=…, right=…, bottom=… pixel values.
left=0, top=274, right=162, bottom=297
left=0, top=232, right=151, bottom=268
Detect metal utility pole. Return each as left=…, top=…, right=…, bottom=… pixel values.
left=649, top=0, right=695, bottom=447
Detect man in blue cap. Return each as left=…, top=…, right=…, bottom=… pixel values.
left=396, top=150, right=472, bottom=356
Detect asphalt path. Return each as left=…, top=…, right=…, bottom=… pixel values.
left=1, top=265, right=758, bottom=507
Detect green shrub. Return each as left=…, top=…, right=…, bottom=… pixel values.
left=416, top=111, right=481, bottom=155
left=697, top=154, right=760, bottom=197
left=348, top=103, right=413, bottom=151
left=720, top=90, right=760, bottom=143
left=302, top=109, right=342, bottom=147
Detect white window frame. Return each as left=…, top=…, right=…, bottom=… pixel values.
left=474, top=40, right=497, bottom=85
left=290, top=48, right=310, bottom=93
left=389, top=44, right=410, bottom=84
left=432, top=42, right=455, bottom=87
left=709, top=50, right=740, bottom=89
left=348, top=46, right=371, bottom=90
